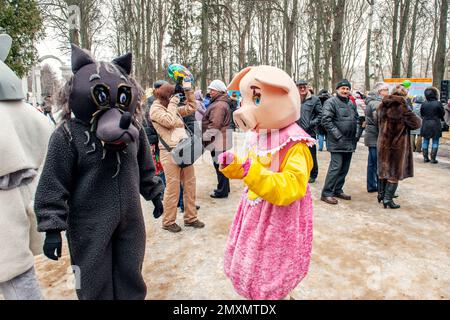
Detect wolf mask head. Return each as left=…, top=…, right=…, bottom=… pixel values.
left=68, top=44, right=140, bottom=148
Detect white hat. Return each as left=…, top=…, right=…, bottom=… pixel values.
left=208, top=79, right=227, bottom=93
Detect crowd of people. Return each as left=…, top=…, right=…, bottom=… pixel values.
left=292, top=79, right=448, bottom=210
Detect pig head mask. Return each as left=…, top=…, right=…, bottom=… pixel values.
left=228, top=66, right=300, bottom=131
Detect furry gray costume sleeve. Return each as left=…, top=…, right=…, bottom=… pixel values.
left=35, top=121, right=163, bottom=232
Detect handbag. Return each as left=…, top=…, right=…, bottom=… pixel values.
left=158, top=118, right=204, bottom=168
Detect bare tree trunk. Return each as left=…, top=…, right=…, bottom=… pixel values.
left=365, top=0, right=374, bottom=92
left=145, top=0, right=154, bottom=87
left=238, top=7, right=252, bottom=70
left=228, top=25, right=233, bottom=83
left=406, top=0, right=419, bottom=78
left=392, top=0, right=411, bottom=77
left=285, top=0, right=298, bottom=76
left=265, top=7, right=271, bottom=65
left=79, top=5, right=91, bottom=50
left=69, top=29, right=80, bottom=47
left=201, top=0, right=209, bottom=92
left=433, top=0, right=448, bottom=87
left=320, top=3, right=332, bottom=91
left=331, top=0, right=345, bottom=89
left=313, top=3, right=322, bottom=92
left=425, top=0, right=439, bottom=77
left=391, top=0, right=400, bottom=76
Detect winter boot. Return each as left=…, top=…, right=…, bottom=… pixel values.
left=430, top=147, right=439, bottom=164
left=416, top=136, right=422, bottom=153
left=377, top=179, right=387, bottom=203
left=410, top=136, right=416, bottom=152
left=383, top=182, right=401, bottom=209
left=423, top=148, right=430, bottom=163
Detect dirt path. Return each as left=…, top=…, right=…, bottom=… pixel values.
left=31, top=132, right=450, bottom=300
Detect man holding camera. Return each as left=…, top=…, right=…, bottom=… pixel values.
left=150, top=80, right=205, bottom=233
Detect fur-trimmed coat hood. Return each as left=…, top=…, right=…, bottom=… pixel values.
left=377, top=95, right=421, bottom=181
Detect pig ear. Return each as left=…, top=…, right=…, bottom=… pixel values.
left=228, top=67, right=253, bottom=91
left=255, top=75, right=290, bottom=93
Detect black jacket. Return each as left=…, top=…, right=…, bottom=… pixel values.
left=364, top=94, right=381, bottom=148
left=183, top=112, right=201, bottom=136
left=321, top=95, right=359, bottom=152
left=144, top=96, right=159, bottom=145
left=296, top=93, right=323, bottom=137
left=420, top=100, right=445, bottom=140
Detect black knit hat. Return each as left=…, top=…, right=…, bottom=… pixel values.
left=336, top=79, right=352, bottom=90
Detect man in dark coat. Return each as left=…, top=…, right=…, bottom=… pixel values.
left=202, top=80, right=232, bottom=198
left=320, top=79, right=359, bottom=205
left=296, top=80, right=323, bottom=183
left=420, top=87, right=445, bottom=164
left=377, top=86, right=421, bottom=209
left=229, top=92, right=239, bottom=131
left=364, top=82, right=389, bottom=193
left=34, top=45, right=164, bottom=300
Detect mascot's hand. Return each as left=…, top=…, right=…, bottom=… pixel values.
left=43, top=231, right=62, bottom=261
left=219, top=151, right=250, bottom=180
left=218, top=151, right=235, bottom=169
left=152, top=194, right=164, bottom=219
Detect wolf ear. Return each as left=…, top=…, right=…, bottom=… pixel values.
left=0, top=34, right=12, bottom=62
left=112, top=53, right=132, bottom=75
left=71, top=43, right=94, bottom=73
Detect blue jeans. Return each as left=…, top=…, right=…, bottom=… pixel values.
left=318, top=134, right=326, bottom=151
left=159, top=172, right=166, bottom=187
left=367, top=147, right=378, bottom=192
left=422, top=137, right=440, bottom=150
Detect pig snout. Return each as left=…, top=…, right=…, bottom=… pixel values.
left=233, top=107, right=257, bottom=131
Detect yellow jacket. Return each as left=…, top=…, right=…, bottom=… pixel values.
left=221, top=142, right=313, bottom=206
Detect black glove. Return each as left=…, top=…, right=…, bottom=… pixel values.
left=43, top=231, right=62, bottom=261
left=152, top=194, right=164, bottom=219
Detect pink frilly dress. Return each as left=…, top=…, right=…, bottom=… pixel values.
left=223, top=123, right=315, bottom=300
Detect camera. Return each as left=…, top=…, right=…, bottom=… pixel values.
left=174, top=76, right=186, bottom=105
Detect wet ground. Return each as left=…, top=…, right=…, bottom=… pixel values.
left=23, top=132, right=450, bottom=299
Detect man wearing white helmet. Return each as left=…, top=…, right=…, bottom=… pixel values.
left=202, top=80, right=232, bottom=198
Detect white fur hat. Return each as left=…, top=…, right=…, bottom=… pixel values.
left=208, top=79, right=227, bottom=93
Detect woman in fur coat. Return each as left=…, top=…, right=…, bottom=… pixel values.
left=376, top=86, right=421, bottom=209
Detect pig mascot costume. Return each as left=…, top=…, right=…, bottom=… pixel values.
left=219, top=66, right=315, bottom=300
